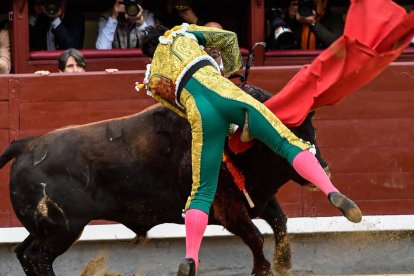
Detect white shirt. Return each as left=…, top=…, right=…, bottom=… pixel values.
left=95, top=10, right=155, bottom=49
left=29, top=15, right=62, bottom=50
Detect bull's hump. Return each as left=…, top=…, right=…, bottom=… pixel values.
left=50, top=104, right=163, bottom=134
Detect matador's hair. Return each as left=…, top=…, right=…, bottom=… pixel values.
left=140, top=25, right=168, bottom=58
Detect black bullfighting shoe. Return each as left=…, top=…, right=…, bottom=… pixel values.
left=177, top=258, right=196, bottom=276
left=328, top=192, right=362, bottom=223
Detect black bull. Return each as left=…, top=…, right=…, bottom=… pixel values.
left=0, top=86, right=327, bottom=276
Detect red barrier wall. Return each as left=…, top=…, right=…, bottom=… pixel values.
left=0, top=63, right=413, bottom=227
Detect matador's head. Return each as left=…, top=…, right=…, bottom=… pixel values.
left=140, top=25, right=168, bottom=58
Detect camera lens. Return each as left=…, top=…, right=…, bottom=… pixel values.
left=274, top=27, right=295, bottom=49
left=270, top=17, right=295, bottom=49
left=45, top=4, right=59, bottom=15
left=41, top=0, right=61, bottom=16
left=126, top=4, right=139, bottom=16
left=298, top=0, right=315, bottom=17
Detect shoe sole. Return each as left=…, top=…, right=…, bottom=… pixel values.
left=330, top=193, right=363, bottom=223
left=177, top=263, right=195, bottom=276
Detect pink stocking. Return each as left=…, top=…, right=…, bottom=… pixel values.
left=292, top=150, right=339, bottom=196
left=184, top=208, right=208, bottom=271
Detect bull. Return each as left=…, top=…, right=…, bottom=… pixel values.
left=0, top=85, right=326, bottom=276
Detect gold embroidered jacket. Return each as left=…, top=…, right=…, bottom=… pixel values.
left=145, top=23, right=243, bottom=115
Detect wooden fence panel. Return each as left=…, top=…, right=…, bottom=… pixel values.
left=248, top=63, right=414, bottom=218
left=0, top=63, right=414, bottom=227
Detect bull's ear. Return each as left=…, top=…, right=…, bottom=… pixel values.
left=302, top=111, right=316, bottom=125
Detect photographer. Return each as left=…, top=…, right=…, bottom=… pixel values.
left=156, top=0, right=209, bottom=28
left=95, top=0, right=156, bottom=49
left=29, top=0, right=85, bottom=50
left=266, top=4, right=296, bottom=49
left=285, top=0, right=344, bottom=50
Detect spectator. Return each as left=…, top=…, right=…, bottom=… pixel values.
left=34, top=48, right=118, bottom=75
left=272, top=0, right=344, bottom=50
left=0, top=21, right=11, bottom=74
left=173, top=3, right=204, bottom=25
left=204, top=21, right=223, bottom=29
left=156, top=0, right=210, bottom=28
left=96, top=0, right=156, bottom=49
left=29, top=0, right=85, bottom=51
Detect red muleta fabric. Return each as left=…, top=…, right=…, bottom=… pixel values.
left=229, top=0, right=414, bottom=154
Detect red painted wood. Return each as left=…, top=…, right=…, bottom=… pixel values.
left=8, top=79, right=21, bottom=142
left=264, top=48, right=414, bottom=67
left=0, top=77, right=9, bottom=100
left=18, top=72, right=147, bottom=102
left=0, top=102, right=9, bottom=129
left=11, top=0, right=30, bottom=73
left=248, top=66, right=300, bottom=93
left=275, top=181, right=304, bottom=217
left=315, top=119, right=414, bottom=147
left=0, top=63, right=413, bottom=227
left=316, top=91, right=414, bottom=120
left=248, top=0, right=265, bottom=66
left=0, top=127, right=11, bottom=226
left=19, top=99, right=154, bottom=129
left=320, top=147, right=414, bottom=174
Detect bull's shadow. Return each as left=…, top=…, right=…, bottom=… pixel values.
left=0, top=86, right=324, bottom=276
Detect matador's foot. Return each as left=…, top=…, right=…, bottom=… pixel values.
left=177, top=258, right=196, bottom=276
left=328, top=192, right=362, bottom=223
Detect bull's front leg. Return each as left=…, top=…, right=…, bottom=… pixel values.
left=260, top=196, right=291, bottom=276
left=211, top=188, right=272, bottom=276
left=15, top=235, right=56, bottom=276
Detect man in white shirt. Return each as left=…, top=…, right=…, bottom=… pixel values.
left=96, top=0, right=156, bottom=49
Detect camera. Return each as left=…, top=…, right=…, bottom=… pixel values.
left=36, top=0, right=61, bottom=17
left=123, top=0, right=141, bottom=17
left=268, top=6, right=295, bottom=49
left=298, top=0, right=315, bottom=17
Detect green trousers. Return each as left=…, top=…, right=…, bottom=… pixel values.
left=179, top=65, right=309, bottom=214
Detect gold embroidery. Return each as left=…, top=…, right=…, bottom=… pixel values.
left=149, top=75, right=176, bottom=103
left=186, top=24, right=243, bottom=73
left=149, top=36, right=207, bottom=104
left=202, top=32, right=242, bottom=73
left=180, top=89, right=203, bottom=211
left=192, top=66, right=310, bottom=150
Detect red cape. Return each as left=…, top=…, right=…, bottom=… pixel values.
left=229, top=0, right=414, bottom=154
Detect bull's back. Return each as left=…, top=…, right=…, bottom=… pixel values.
left=10, top=105, right=192, bottom=227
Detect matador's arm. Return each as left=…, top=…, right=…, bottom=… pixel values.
left=187, top=24, right=243, bottom=74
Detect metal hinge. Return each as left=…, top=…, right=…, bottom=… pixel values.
left=8, top=11, right=13, bottom=21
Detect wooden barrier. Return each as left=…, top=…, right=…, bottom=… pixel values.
left=0, top=62, right=413, bottom=227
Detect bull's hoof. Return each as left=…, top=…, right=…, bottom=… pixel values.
left=177, top=258, right=195, bottom=276
left=328, top=192, right=362, bottom=223
left=275, top=267, right=291, bottom=276
left=252, top=263, right=273, bottom=276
